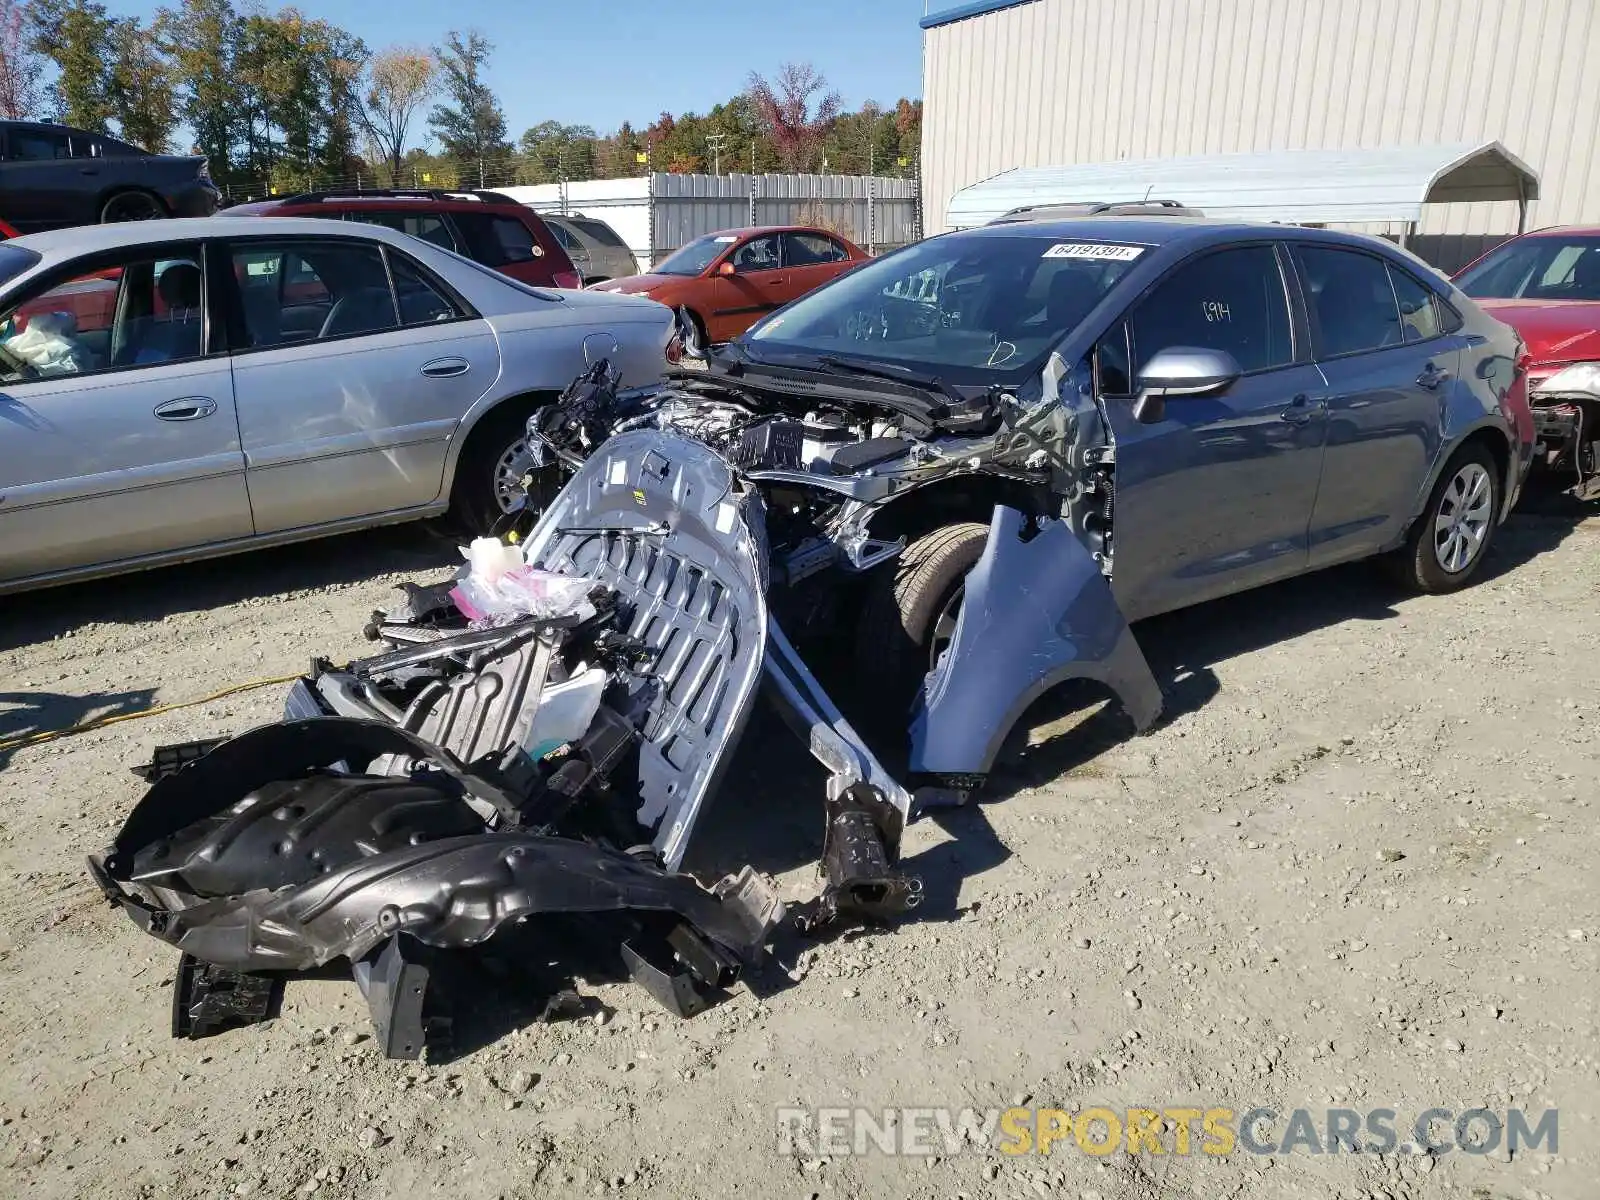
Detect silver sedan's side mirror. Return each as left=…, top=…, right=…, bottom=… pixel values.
left=1131, top=346, right=1242, bottom=424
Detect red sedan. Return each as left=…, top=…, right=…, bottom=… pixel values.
left=1456, top=227, right=1600, bottom=497
left=589, top=226, right=870, bottom=345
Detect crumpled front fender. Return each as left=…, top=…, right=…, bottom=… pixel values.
left=908, top=507, right=1162, bottom=781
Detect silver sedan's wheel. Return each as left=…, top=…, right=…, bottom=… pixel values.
left=1432, top=461, right=1493, bottom=574
left=491, top=436, right=537, bottom=514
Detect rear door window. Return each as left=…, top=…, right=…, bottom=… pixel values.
left=1129, top=245, right=1293, bottom=375
left=389, top=253, right=465, bottom=326
left=229, top=240, right=399, bottom=349
left=783, top=232, right=848, bottom=266
left=453, top=212, right=543, bottom=267
left=342, top=210, right=461, bottom=254
left=1295, top=246, right=1407, bottom=358
left=570, top=218, right=629, bottom=249
left=1387, top=266, right=1442, bottom=343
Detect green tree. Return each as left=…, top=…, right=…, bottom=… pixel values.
left=29, top=0, right=114, bottom=132
left=155, top=0, right=241, bottom=179
left=517, top=119, right=596, bottom=184
left=428, top=30, right=510, bottom=184
left=0, top=0, right=45, bottom=119
left=232, top=9, right=366, bottom=187
left=106, top=18, right=176, bottom=152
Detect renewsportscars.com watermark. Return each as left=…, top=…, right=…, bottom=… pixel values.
left=776, top=1106, right=1559, bottom=1158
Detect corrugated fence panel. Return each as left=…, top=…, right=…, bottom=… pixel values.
left=647, top=174, right=920, bottom=263
left=922, top=0, right=1600, bottom=236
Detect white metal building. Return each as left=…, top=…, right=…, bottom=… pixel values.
left=920, top=0, right=1600, bottom=243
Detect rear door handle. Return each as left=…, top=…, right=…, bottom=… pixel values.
left=1417, top=362, right=1451, bottom=390
left=153, top=396, right=217, bottom=421
left=420, top=356, right=471, bottom=378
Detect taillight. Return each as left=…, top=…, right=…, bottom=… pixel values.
left=665, top=328, right=684, bottom=365
left=553, top=271, right=581, bottom=290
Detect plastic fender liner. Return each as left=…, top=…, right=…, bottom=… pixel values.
left=907, top=506, right=1162, bottom=781
left=101, top=717, right=524, bottom=862
left=95, top=832, right=778, bottom=974
left=517, top=429, right=770, bottom=870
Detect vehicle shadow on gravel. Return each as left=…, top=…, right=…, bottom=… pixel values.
left=0, top=523, right=460, bottom=652
left=0, top=686, right=156, bottom=772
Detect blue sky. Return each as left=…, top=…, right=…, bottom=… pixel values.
left=117, top=0, right=949, bottom=142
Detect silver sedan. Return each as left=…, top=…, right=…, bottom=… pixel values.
left=0, top=216, right=675, bottom=593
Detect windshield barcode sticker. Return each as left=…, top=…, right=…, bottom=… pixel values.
left=1042, top=243, right=1146, bottom=261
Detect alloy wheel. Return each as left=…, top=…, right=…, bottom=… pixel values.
left=492, top=436, right=537, bottom=514
left=103, top=193, right=163, bottom=222
left=1432, top=461, right=1493, bottom=574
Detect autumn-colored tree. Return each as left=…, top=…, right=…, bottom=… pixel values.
left=0, top=0, right=43, bottom=118
left=746, top=61, right=842, bottom=173
left=361, top=46, right=435, bottom=183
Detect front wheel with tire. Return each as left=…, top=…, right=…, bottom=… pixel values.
left=855, top=522, right=989, bottom=713
left=100, top=191, right=166, bottom=223
left=1389, top=442, right=1502, bottom=593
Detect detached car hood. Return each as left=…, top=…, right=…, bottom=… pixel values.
left=1476, top=298, right=1600, bottom=366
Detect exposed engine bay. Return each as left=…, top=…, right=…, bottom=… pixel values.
left=526, top=347, right=1122, bottom=587
left=1529, top=362, right=1600, bottom=500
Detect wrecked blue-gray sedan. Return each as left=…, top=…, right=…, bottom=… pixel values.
left=92, top=217, right=1535, bottom=1060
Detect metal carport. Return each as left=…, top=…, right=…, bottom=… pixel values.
left=945, top=142, right=1541, bottom=240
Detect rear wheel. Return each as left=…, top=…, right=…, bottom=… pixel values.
left=1389, top=441, right=1501, bottom=592
left=100, top=191, right=166, bottom=223
left=449, top=401, right=558, bottom=536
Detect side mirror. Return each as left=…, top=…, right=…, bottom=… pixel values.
left=1131, top=346, right=1241, bottom=424
left=716, top=261, right=737, bottom=277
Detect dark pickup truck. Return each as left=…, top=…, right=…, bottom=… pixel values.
left=0, top=121, right=220, bottom=232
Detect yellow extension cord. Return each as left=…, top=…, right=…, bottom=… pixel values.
left=0, top=672, right=304, bottom=756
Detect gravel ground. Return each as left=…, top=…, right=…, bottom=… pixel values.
left=0, top=500, right=1595, bottom=1200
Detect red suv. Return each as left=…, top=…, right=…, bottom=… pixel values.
left=222, top=189, right=581, bottom=289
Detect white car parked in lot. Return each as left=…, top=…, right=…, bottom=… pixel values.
left=0, top=216, right=675, bottom=593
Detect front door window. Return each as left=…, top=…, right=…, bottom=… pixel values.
left=0, top=249, right=206, bottom=380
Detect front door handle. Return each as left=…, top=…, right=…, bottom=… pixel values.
left=1417, top=362, right=1452, bottom=390
left=420, top=356, right=471, bottom=378
left=153, top=396, right=217, bottom=421
left=1280, top=393, right=1323, bottom=426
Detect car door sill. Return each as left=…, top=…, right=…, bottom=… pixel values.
left=0, top=503, right=450, bottom=596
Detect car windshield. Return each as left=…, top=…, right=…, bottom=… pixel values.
left=655, top=234, right=738, bottom=276
left=744, top=232, right=1143, bottom=378
left=1457, top=235, right=1600, bottom=301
